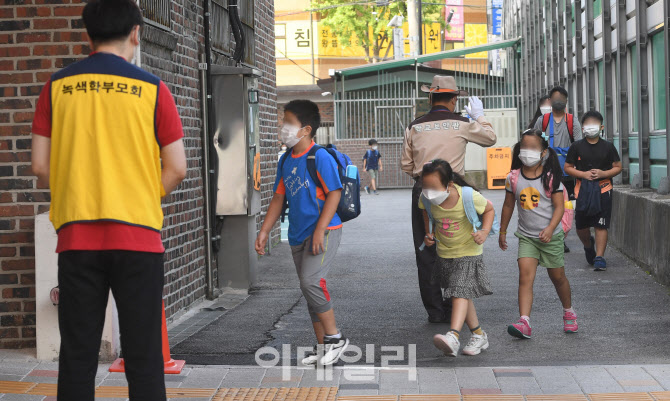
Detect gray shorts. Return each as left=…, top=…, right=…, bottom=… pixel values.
left=368, top=169, right=378, bottom=181
left=290, top=228, right=342, bottom=322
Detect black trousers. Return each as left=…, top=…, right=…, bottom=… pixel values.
left=57, top=250, right=166, bottom=401
left=412, top=180, right=452, bottom=319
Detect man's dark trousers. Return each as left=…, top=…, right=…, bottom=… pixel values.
left=412, top=179, right=452, bottom=320
left=57, top=250, right=167, bottom=401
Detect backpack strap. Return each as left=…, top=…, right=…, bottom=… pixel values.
left=279, top=150, right=292, bottom=222
left=306, top=145, right=323, bottom=189
left=509, top=169, right=521, bottom=194
left=566, top=113, right=574, bottom=141
left=542, top=113, right=551, bottom=132
left=461, top=186, right=481, bottom=233
left=306, top=145, right=345, bottom=189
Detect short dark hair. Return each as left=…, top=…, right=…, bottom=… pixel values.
left=549, top=86, right=569, bottom=99
left=581, top=110, right=604, bottom=125
left=284, top=100, right=321, bottom=138
left=431, top=92, right=458, bottom=105
left=369, top=139, right=378, bottom=146
left=83, top=0, right=144, bottom=44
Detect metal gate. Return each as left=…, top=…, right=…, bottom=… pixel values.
left=331, top=39, right=521, bottom=189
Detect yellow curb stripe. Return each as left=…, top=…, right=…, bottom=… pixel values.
left=526, top=395, right=589, bottom=401
left=588, top=393, right=655, bottom=401
left=0, top=381, right=37, bottom=394
left=652, top=392, right=670, bottom=401
left=462, top=396, right=524, bottom=401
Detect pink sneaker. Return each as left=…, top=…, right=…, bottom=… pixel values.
left=563, top=311, right=578, bottom=333
left=507, top=318, right=531, bottom=339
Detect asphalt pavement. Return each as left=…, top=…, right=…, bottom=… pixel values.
left=171, top=189, right=670, bottom=368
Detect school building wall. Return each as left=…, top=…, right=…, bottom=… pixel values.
left=0, top=0, right=278, bottom=349
left=505, top=0, right=670, bottom=285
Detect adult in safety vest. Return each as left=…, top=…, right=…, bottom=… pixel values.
left=31, top=1, right=186, bottom=400
left=401, top=75, right=497, bottom=323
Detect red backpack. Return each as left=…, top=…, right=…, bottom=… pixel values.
left=542, top=113, right=575, bottom=141
left=508, top=169, right=574, bottom=234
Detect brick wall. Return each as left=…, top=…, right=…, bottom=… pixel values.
left=253, top=0, right=280, bottom=245
left=0, top=1, right=89, bottom=349
left=139, top=1, right=207, bottom=319
left=0, top=0, right=277, bottom=349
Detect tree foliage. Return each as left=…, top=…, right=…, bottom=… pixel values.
left=311, top=0, right=445, bottom=63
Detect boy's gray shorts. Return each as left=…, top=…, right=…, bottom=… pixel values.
left=290, top=228, right=342, bottom=322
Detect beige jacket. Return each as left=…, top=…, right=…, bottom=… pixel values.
left=401, top=107, right=497, bottom=177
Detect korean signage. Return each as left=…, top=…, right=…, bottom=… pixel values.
left=444, top=0, right=464, bottom=41
left=276, top=21, right=444, bottom=59
left=492, top=0, right=503, bottom=36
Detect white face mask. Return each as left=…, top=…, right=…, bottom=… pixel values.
left=519, top=149, right=542, bottom=167
left=423, top=188, right=450, bottom=206
left=281, top=146, right=287, bottom=151
left=372, top=145, right=378, bottom=151
left=583, top=125, right=601, bottom=138
left=540, top=106, right=552, bottom=115
left=280, top=124, right=305, bottom=148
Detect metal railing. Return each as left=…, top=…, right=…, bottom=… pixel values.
left=140, top=0, right=171, bottom=28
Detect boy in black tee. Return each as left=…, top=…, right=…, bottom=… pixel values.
left=564, top=111, right=622, bottom=271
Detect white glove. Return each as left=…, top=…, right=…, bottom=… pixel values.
left=464, top=96, right=484, bottom=120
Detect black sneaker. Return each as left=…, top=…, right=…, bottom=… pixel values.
left=428, top=314, right=449, bottom=324
left=320, top=335, right=349, bottom=366
left=564, top=241, right=570, bottom=253
left=584, top=236, right=596, bottom=265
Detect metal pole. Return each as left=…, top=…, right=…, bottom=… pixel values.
left=603, top=0, right=614, bottom=142
left=574, top=0, right=584, bottom=116
left=310, top=11, right=315, bottom=85
left=551, top=0, right=560, bottom=87
left=566, top=0, right=574, bottom=111
left=665, top=0, right=670, bottom=187
left=634, top=0, right=650, bottom=188
left=199, top=55, right=215, bottom=300
left=586, top=0, right=596, bottom=111
left=617, top=0, right=630, bottom=184
left=408, top=0, right=420, bottom=58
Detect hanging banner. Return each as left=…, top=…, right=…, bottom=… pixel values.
left=444, top=0, right=464, bottom=41
left=492, top=0, right=503, bottom=36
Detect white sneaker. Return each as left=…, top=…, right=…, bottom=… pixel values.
left=300, top=345, right=319, bottom=366
left=319, top=335, right=349, bottom=366
left=462, top=332, right=489, bottom=356
left=433, top=332, right=460, bottom=357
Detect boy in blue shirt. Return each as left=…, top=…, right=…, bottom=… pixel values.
left=363, top=139, right=383, bottom=194
left=255, top=100, right=349, bottom=366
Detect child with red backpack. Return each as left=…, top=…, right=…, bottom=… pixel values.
left=499, top=129, right=578, bottom=340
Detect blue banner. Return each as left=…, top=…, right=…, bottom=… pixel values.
left=492, top=3, right=503, bottom=36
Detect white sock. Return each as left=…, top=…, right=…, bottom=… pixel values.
left=563, top=307, right=575, bottom=314
left=325, top=332, right=341, bottom=339
left=520, top=315, right=530, bottom=325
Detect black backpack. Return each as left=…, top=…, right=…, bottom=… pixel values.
left=279, top=145, right=361, bottom=223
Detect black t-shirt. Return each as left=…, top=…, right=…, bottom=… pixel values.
left=565, top=138, right=621, bottom=172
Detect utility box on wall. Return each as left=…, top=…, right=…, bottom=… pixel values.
left=211, top=66, right=262, bottom=290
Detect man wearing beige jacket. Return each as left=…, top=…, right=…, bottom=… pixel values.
left=401, top=75, right=496, bottom=323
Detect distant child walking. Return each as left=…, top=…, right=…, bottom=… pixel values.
left=564, top=111, right=622, bottom=271
left=420, top=159, right=495, bottom=357
left=255, top=100, right=349, bottom=366
left=499, top=129, right=578, bottom=339
left=363, top=139, right=383, bottom=194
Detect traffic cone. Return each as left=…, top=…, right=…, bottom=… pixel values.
left=109, top=301, right=186, bottom=374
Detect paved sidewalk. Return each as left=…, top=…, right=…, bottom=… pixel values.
left=1, top=349, right=669, bottom=400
